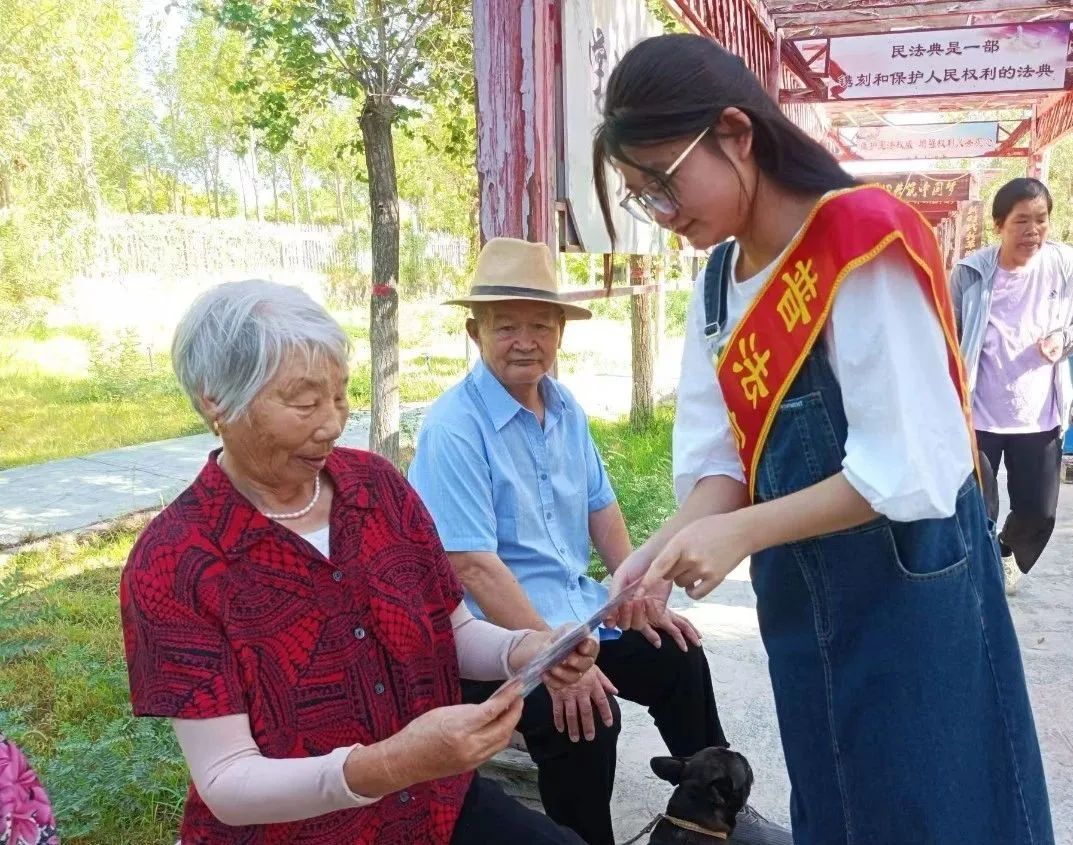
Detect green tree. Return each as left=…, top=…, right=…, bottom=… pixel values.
left=165, top=15, right=255, bottom=218
left=0, top=0, right=144, bottom=308
left=210, top=0, right=472, bottom=465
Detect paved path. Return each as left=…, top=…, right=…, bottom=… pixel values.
left=0, top=416, right=377, bottom=547
left=610, top=474, right=1073, bottom=843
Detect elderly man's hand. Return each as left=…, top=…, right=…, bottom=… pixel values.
left=647, top=607, right=703, bottom=652
left=384, top=689, right=525, bottom=786
left=602, top=552, right=703, bottom=651
left=602, top=551, right=671, bottom=639
left=549, top=666, right=618, bottom=743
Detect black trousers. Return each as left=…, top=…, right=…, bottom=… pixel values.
left=461, top=631, right=727, bottom=845
left=976, top=427, right=1063, bottom=574
left=450, top=775, right=584, bottom=844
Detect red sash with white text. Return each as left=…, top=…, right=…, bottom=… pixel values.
left=716, top=185, right=978, bottom=501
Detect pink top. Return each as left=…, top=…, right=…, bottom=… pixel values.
left=972, top=255, right=1063, bottom=434
left=0, top=734, right=58, bottom=845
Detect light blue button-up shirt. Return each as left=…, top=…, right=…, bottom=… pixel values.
left=408, top=359, right=618, bottom=632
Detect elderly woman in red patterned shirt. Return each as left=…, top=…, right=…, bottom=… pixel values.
left=120, top=280, right=595, bottom=845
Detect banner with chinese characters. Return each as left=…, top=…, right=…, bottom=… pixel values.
left=841, top=123, right=1000, bottom=159
left=792, top=21, right=1073, bottom=101
left=959, top=201, right=986, bottom=257
left=867, top=172, right=973, bottom=202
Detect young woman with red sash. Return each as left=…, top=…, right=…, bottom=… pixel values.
left=597, top=34, right=1053, bottom=845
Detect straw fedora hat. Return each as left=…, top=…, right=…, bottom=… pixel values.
left=445, top=237, right=592, bottom=320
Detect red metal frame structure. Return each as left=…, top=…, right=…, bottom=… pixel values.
left=664, top=0, right=1073, bottom=183
left=471, top=1, right=1073, bottom=265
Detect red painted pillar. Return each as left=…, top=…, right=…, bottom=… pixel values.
left=472, top=0, right=558, bottom=251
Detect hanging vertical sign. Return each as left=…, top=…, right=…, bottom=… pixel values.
left=561, top=0, right=666, bottom=254
left=960, top=201, right=986, bottom=256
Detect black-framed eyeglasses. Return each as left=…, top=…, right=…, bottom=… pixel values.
left=619, top=127, right=710, bottom=224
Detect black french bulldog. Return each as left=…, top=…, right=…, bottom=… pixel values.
left=647, top=747, right=757, bottom=844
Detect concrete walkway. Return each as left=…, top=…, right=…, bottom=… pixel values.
left=0, top=414, right=380, bottom=547
left=609, top=476, right=1073, bottom=843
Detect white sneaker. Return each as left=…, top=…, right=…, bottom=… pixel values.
left=1002, top=554, right=1022, bottom=596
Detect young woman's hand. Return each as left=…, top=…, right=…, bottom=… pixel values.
left=640, top=512, right=754, bottom=600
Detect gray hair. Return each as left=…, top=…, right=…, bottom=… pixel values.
left=172, top=279, right=350, bottom=426
left=470, top=304, right=491, bottom=325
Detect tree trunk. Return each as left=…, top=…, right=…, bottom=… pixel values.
left=303, top=159, right=314, bottom=224
left=202, top=162, right=213, bottom=217
left=143, top=161, right=155, bottom=213
left=287, top=155, right=299, bottom=223
left=654, top=255, right=666, bottom=359
left=270, top=160, right=279, bottom=222
left=0, top=169, right=9, bottom=209
left=333, top=165, right=345, bottom=225
left=76, top=103, right=103, bottom=218
left=360, top=96, right=401, bottom=465
left=250, top=142, right=263, bottom=222
left=214, top=148, right=223, bottom=218
left=236, top=151, right=248, bottom=219
left=629, top=255, right=655, bottom=430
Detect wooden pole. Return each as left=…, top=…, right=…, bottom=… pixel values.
left=654, top=255, right=666, bottom=360
left=473, top=0, right=558, bottom=251
left=629, top=255, right=655, bottom=429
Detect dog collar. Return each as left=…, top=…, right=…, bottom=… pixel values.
left=661, top=814, right=729, bottom=840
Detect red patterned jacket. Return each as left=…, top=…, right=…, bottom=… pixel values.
left=120, top=448, right=472, bottom=844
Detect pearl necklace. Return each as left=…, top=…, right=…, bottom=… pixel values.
left=262, top=473, right=321, bottom=521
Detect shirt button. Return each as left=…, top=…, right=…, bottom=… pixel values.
left=398, top=790, right=411, bottom=804
left=374, top=682, right=386, bottom=695
left=353, top=627, right=366, bottom=640
left=540, top=473, right=548, bottom=480
left=332, top=570, right=343, bottom=582
left=545, top=512, right=552, bottom=520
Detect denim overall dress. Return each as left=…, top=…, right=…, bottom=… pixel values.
left=703, top=243, right=1054, bottom=844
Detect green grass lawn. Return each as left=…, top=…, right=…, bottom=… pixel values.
left=588, top=405, right=677, bottom=580
left=0, top=319, right=469, bottom=470
left=0, top=519, right=188, bottom=843
left=0, top=408, right=677, bottom=844
left=0, top=308, right=643, bottom=471
left=0, top=333, right=205, bottom=470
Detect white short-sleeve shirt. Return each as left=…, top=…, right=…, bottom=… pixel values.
left=673, top=240, right=974, bottom=523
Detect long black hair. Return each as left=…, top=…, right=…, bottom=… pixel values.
left=593, top=33, right=856, bottom=244
left=992, top=178, right=1052, bottom=226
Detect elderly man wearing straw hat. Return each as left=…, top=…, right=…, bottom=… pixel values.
left=408, top=238, right=787, bottom=845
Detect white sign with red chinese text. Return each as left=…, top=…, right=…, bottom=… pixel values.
left=795, top=21, right=1073, bottom=101
left=840, top=123, right=1000, bottom=160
